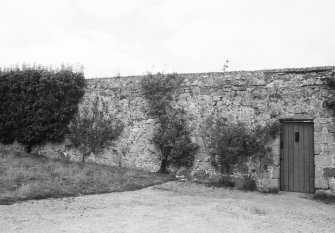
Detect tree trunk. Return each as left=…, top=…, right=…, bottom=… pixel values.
left=159, top=158, right=167, bottom=173
left=25, top=144, right=32, bottom=153
left=158, top=146, right=168, bottom=173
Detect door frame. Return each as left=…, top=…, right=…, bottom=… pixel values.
left=279, top=118, right=315, bottom=193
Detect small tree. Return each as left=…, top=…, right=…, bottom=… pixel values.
left=68, top=96, right=124, bottom=162
left=141, top=73, right=199, bottom=173
left=153, top=108, right=199, bottom=171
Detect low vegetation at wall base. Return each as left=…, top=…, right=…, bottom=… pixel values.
left=205, top=116, right=280, bottom=175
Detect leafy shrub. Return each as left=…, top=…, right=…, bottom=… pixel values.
left=205, top=116, right=279, bottom=174
left=153, top=109, right=199, bottom=168
left=68, top=96, right=124, bottom=162
left=0, top=65, right=85, bottom=152
left=141, top=73, right=199, bottom=172
left=241, top=174, right=257, bottom=191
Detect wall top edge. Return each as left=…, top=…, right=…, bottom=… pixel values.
left=86, top=66, right=335, bottom=81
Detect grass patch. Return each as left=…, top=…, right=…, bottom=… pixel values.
left=0, top=150, right=175, bottom=205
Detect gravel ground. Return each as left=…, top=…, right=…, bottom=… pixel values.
left=0, top=181, right=334, bottom=233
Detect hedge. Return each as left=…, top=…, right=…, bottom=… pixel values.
left=0, top=66, right=85, bottom=152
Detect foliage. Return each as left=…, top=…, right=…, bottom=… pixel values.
left=241, top=174, right=257, bottom=191
left=141, top=73, right=199, bottom=172
left=324, top=77, right=335, bottom=110
left=205, top=116, right=280, bottom=174
left=0, top=65, right=85, bottom=152
left=68, top=96, right=124, bottom=162
left=141, top=73, right=181, bottom=117
left=153, top=109, right=199, bottom=168
left=222, top=59, right=230, bottom=72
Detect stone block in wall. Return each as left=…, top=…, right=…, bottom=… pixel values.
left=319, top=108, right=334, bottom=118
left=324, top=167, right=335, bottom=178
left=258, top=178, right=279, bottom=189
left=272, top=167, right=280, bottom=179
left=232, top=96, right=242, bottom=105
left=249, top=77, right=266, bottom=86
left=314, top=143, right=322, bottom=155
left=314, top=123, right=323, bottom=133
left=251, top=89, right=266, bottom=99
left=315, top=166, right=324, bottom=178
left=315, top=177, right=329, bottom=189
left=315, top=153, right=333, bottom=167
left=272, top=155, right=280, bottom=166
left=146, top=143, right=159, bottom=153
left=240, top=94, right=253, bottom=106
left=255, top=114, right=271, bottom=122
left=269, top=137, right=280, bottom=157
left=238, top=107, right=255, bottom=123
left=326, top=123, right=335, bottom=133
left=320, top=89, right=330, bottom=98
left=317, top=117, right=333, bottom=124
left=315, top=132, right=334, bottom=144
left=322, top=143, right=335, bottom=152
left=233, top=86, right=247, bottom=91
left=122, top=127, right=131, bottom=138
left=200, top=87, right=211, bottom=95
left=329, top=178, right=335, bottom=192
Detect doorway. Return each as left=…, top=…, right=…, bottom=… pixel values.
left=280, top=120, right=314, bottom=193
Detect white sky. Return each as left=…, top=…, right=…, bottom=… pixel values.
left=0, top=0, right=334, bottom=78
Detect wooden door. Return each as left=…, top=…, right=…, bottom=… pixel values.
left=280, top=121, right=314, bottom=193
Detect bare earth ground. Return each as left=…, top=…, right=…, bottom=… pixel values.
left=0, top=181, right=334, bottom=233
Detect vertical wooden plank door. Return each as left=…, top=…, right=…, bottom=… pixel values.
left=280, top=122, right=314, bottom=193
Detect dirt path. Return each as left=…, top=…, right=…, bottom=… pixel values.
left=0, top=181, right=334, bottom=233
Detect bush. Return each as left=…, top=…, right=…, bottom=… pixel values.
left=241, top=174, right=257, bottom=191
left=205, top=116, right=279, bottom=174
left=0, top=65, right=85, bottom=152
left=68, top=96, right=124, bottom=162
left=141, top=73, right=199, bottom=172
left=153, top=109, right=199, bottom=168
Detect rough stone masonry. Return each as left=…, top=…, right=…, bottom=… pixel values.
left=1, top=66, right=335, bottom=193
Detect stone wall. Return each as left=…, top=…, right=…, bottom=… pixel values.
left=2, top=66, right=335, bottom=193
